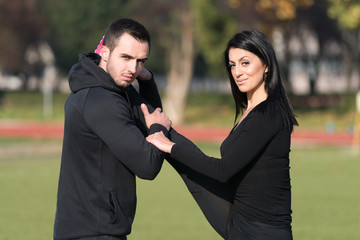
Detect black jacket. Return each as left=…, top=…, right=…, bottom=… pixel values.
left=54, top=53, right=167, bottom=239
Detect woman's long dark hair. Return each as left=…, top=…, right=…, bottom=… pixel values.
left=224, top=29, right=298, bottom=131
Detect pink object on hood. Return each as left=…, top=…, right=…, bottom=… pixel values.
left=95, top=36, right=104, bottom=55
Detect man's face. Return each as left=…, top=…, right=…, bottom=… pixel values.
left=100, top=33, right=149, bottom=87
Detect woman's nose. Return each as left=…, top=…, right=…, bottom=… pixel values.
left=234, top=66, right=242, bottom=78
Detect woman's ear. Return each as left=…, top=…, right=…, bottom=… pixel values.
left=265, top=66, right=269, bottom=73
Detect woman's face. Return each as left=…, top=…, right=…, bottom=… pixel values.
left=228, top=48, right=268, bottom=95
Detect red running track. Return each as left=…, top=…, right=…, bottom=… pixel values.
left=0, top=121, right=357, bottom=146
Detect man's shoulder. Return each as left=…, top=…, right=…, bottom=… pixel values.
left=87, top=87, right=127, bottom=102
left=84, top=87, right=130, bottom=115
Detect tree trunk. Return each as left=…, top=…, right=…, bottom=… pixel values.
left=342, top=30, right=360, bottom=92
left=0, top=70, right=4, bottom=106
left=163, top=10, right=194, bottom=126
left=351, top=31, right=360, bottom=92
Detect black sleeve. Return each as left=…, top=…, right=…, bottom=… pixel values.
left=169, top=107, right=282, bottom=182
left=137, top=73, right=162, bottom=109
left=126, top=74, right=162, bottom=136
left=84, top=90, right=168, bottom=180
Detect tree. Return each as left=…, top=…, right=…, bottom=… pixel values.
left=130, top=1, right=192, bottom=125
left=132, top=0, right=238, bottom=125
left=327, top=0, right=360, bottom=91
left=0, top=0, right=48, bottom=73
left=192, top=0, right=238, bottom=77
left=163, top=0, right=238, bottom=125
left=162, top=5, right=195, bottom=125
left=39, top=0, right=133, bottom=72
left=295, top=0, right=343, bottom=94
left=0, top=0, right=49, bottom=104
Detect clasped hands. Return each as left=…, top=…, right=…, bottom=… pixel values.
left=141, top=104, right=175, bottom=153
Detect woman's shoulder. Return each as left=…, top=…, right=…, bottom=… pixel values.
left=254, top=98, right=281, bottom=115
left=252, top=97, right=297, bottom=132
left=252, top=98, right=284, bottom=125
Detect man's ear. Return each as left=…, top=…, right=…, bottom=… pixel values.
left=98, top=46, right=110, bottom=70
left=100, top=45, right=110, bottom=62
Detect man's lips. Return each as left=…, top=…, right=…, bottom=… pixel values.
left=123, top=75, right=134, bottom=81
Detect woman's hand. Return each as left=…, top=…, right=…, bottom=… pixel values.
left=146, top=131, right=175, bottom=153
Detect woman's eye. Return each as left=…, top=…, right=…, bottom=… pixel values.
left=228, top=64, right=235, bottom=68
left=242, top=61, right=249, bottom=66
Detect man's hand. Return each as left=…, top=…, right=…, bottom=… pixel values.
left=137, top=68, right=152, bottom=81
left=141, top=104, right=171, bottom=131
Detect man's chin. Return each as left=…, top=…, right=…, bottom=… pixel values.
left=116, top=80, right=133, bottom=88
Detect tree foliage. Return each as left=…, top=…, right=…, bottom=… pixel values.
left=327, top=0, right=360, bottom=91
left=130, top=0, right=239, bottom=124
left=228, top=0, right=314, bottom=20
left=226, top=0, right=314, bottom=32
left=328, top=0, right=360, bottom=31
left=192, top=0, right=238, bottom=76
left=1, top=0, right=359, bottom=99
left=130, top=1, right=196, bottom=124
left=39, top=0, right=132, bottom=72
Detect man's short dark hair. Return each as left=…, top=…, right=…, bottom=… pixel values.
left=103, top=18, right=150, bottom=52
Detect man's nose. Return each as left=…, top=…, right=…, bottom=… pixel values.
left=128, top=60, right=137, bottom=74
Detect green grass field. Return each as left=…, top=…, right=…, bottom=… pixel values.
left=0, top=140, right=359, bottom=240
left=0, top=91, right=359, bottom=239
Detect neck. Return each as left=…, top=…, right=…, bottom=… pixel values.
left=246, top=88, right=268, bottom=110
left=98, top=59, right=107, bottom=72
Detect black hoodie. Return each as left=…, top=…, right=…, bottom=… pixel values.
left=54, top=53, right=168, bottom=239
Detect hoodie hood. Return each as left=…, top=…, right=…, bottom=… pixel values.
left=68, top=52, right=125, bottom=94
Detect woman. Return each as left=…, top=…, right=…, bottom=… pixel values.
left=144, top=30, right=298, bottom=239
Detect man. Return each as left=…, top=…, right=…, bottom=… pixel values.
left=54, top=18, right=171, bottom=240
